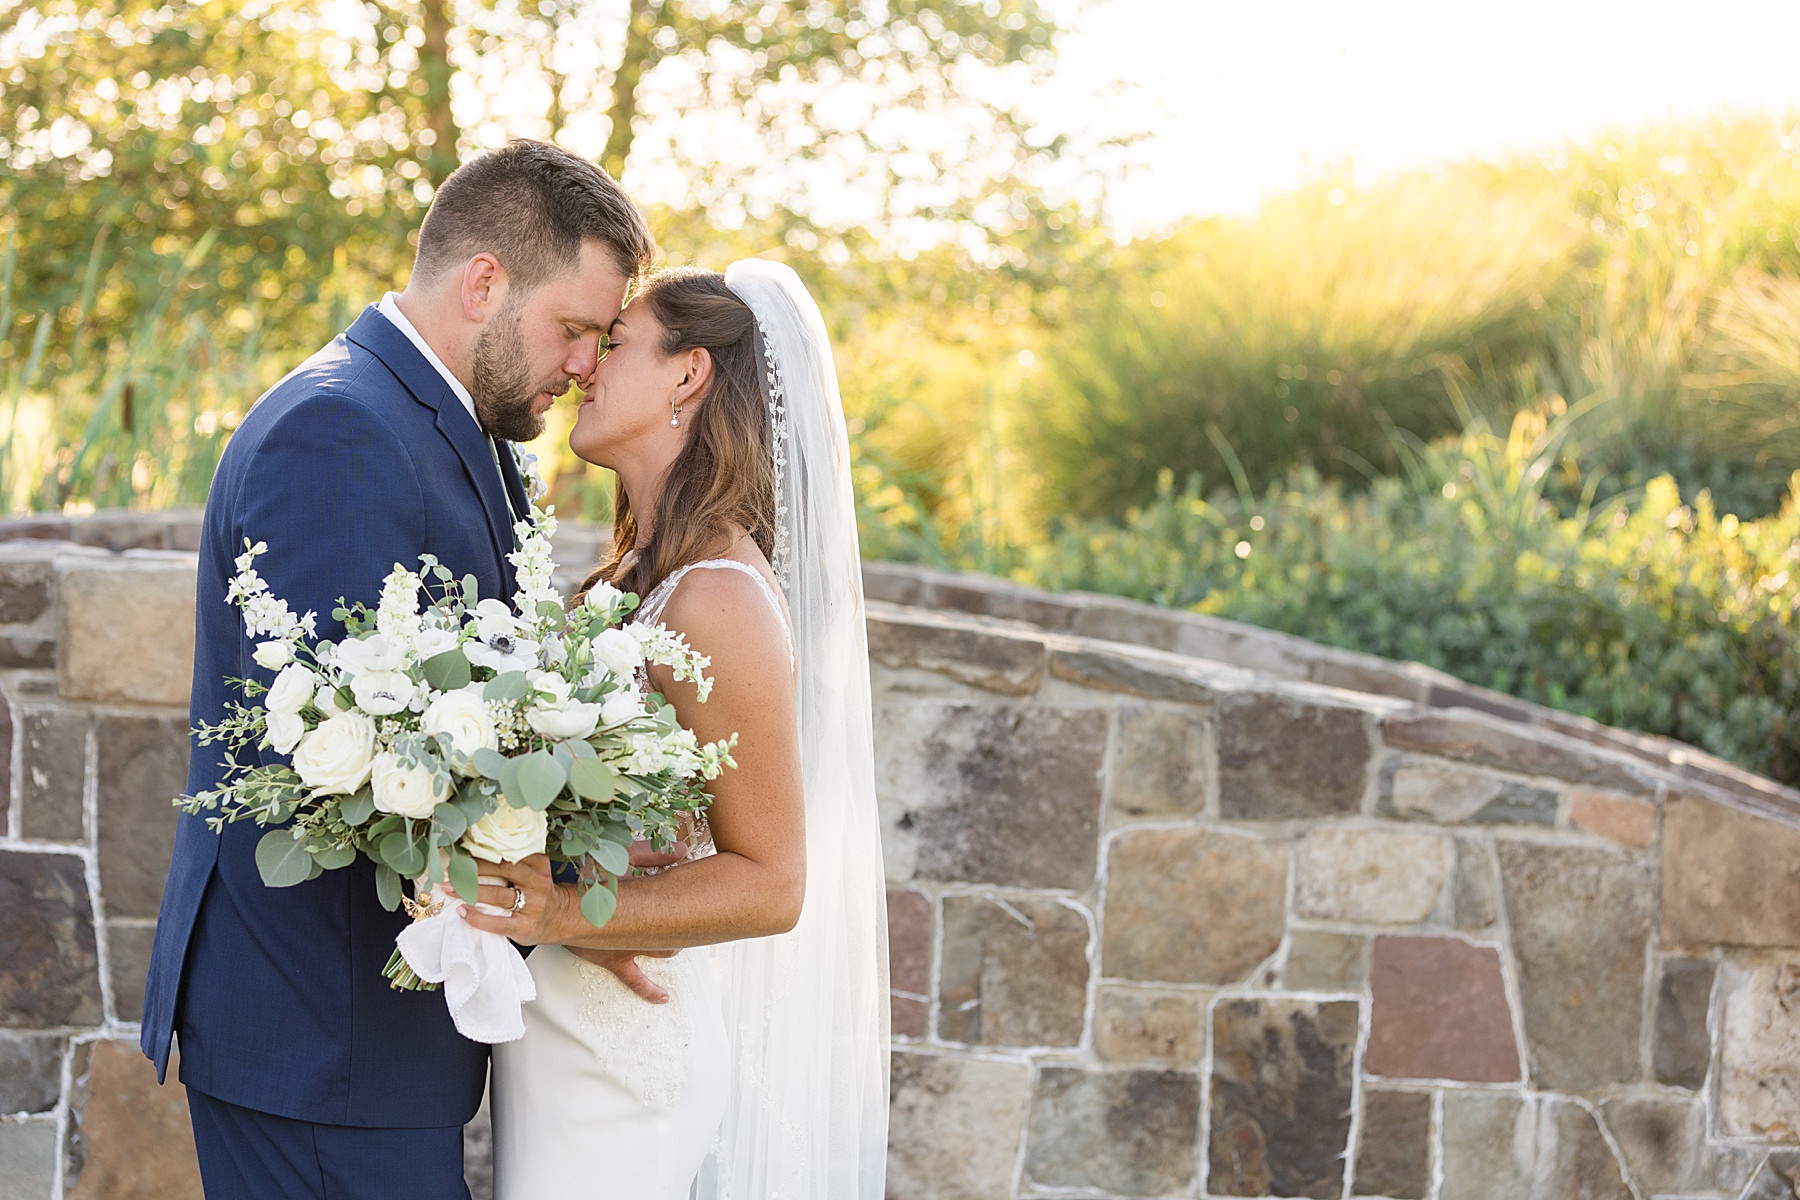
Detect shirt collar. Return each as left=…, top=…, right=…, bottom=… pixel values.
left=377, top=292, right=479, bottom=429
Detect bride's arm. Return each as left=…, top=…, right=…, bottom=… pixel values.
left=461, top=566, right=806, bottom=950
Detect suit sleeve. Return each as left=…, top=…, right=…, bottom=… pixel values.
left=234, top=391, right=428, bottom=654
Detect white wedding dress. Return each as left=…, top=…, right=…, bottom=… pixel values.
left=492, top=259, right=889, bottom=1200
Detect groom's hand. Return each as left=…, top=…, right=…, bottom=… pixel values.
left=567, top=947, right=677, bottom=1004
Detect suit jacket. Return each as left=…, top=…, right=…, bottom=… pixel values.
left=141, top=305, right=530, bottom=1127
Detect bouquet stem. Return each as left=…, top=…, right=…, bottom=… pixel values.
left=384, top=946, right=441, bottom=991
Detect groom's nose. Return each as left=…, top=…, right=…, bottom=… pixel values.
left=564, top=330, right=603, bottom=387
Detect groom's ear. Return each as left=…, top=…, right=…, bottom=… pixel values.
left=459, top=253, right=508, bottom=324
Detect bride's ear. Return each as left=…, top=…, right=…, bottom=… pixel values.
left=671, top=347, right=714, bottom=411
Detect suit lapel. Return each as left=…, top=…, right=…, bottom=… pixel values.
left=345, top=307, right=517, bottom=574
left=496, top=440, right=530, bottom=528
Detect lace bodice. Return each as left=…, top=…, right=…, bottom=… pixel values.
left=636, top=557, right=794, bottom=669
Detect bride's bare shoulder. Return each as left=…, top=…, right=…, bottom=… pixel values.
left=653, top=551, right=791, bottom=682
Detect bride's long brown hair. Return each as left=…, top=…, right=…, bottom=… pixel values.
left=573, top=267, right=777, bottom=607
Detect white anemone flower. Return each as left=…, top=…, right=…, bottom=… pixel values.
left=334, top=634, right=403, bottom=677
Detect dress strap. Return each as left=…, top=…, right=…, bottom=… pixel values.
left=637, top=559, right=795, bottom=667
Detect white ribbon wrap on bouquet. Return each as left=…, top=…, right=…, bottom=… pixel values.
left=395, top=882, right=537, bottom=1043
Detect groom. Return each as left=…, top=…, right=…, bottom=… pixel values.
left=142, top=140, right=656, bottom=1197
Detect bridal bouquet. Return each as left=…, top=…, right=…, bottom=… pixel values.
left=176, top=504, right=736, bottom=1040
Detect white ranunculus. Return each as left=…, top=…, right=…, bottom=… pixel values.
left=599, top=687, right=644, bottom=728
left=335, top=634, right=402, bottom=676
left=351, top=669, right=416, bottom=716
left=266, top=709, right=305, bottom=755
left=589, top=627, right=644, bottom=680
left=526, top=699, right=601, bottom=741
left=292, top=710, right=377, bottom=795
left=412, top=627, right=459, bottom=661
left=252, top=639, right=293, bottom=670
left=528, top=670, right=572, bottom=705
left=369, top=749, right=447, bottom=820
left=422, top=686, right=498, bottom=767
left=463, top=799, right=548, bottom=863
left=265, top=664, right=316, bottom=715
left=582, top=580, right=624, bottom=611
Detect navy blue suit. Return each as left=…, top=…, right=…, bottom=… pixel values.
left=142, top=306, right=530, bottom=1196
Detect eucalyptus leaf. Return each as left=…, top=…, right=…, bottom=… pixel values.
left=310, top=842, right=357, bottom=871
left=484, top=671, right=529, bottom=702
left=515, top=750, right=566, bottom=810
left=495, top=758, right=526, bottom=809
left=304, top=857, right=324, bottom=882
left=462, top=575, right=479, bottom=604
left=338, top=787, right=376, bottom=827
left=591, top=838, right=630, bottom=877
left=422, top=648, right=473, bottom=691
left=448, top=851, right=480, bottom=903
left=426, top=847, right=445, bottom=884
left=567, top=736, right=598, bottom=759
left=470, top=747, right=509, bottom=780
left=374, top=863, right=403, bottom=911
left=433, top=800, right=469, bottom=840
left=579, top=881, right=618, bottom=928
left=255, top=829, right=314, bottom=887
left=567, top=757, right=618, bottom=803
left=380, top=827, right=426, bottom=878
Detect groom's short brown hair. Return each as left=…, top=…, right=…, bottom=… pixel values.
left=411, top=139, right=656, bottom=289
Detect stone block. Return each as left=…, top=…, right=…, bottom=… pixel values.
left=1497, top=841, right=1653, bottom=1093
left=1380, top=758, right=1557, bottom=826
left=1383, top=711, right=1653, bottom=794
left=1209, top=997, right=1358, bottom=1198
left=1093, top=986, right=1203, bottom=1066
left=58, top=555, right=197, bottom=706
left=1294, top=827, right=1450, bottom=924
left=1568, top=789, right=1656, bottom=847
left=1742, top=1150, right=1800, bottom=1200
left=107, top=922, right=155, bottom=1023
left=1653, top=957, right=1715, bottom=1090
left=1353, top=1088, right=1432, bottom=1198
left=1452, top=836, right=1500, bottom=932
left=1025, top=1067, right=1199, bottom=1196
left=96, top=715, right=193, bottom=919
left=1720, top=959, right=1800, bottom=1140
left=1366, top=936, right=1520, bottom=1083
left=1599, top=1093, right=1758, bottom=1197
left=1048, top=647, right=1215, bottom=704
left=1103, top=827, right=1286, bottom=985
left=0, top=851, right=102, bottom=1027
left=1285, top=930, right=1369, bottom=993
left=1219, top=694, right=1370, bottom=819
left=64, top=1039, right=203, bottom=1200
left=865, top=613, right=1046, bottom=695
left=18, top=706, right=89, bottom=843
left=0, top=559, right=52, bottom=624
left=888, top=1052, right=1031, bottom=1200
left=1439, top=1092, right=1632, bottom=1200
left=0, top=1118, right=57, bottom=1200
left=876, top=702, right=1105, bottom=890
left=1107, top=704, right=1208, bottom=820
left=1663, top=794, right=1800, bottom=948
left=0, top=1033, right=64, bottom=1114
left=887, top=889, right=932, bottom=1039
left=0, top=636, right=54, bottom=668
left=0, top=689, right=11, bottom=835
left=938, top=895, right=1089, bottom=1047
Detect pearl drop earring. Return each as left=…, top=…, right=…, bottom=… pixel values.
left=670, top=406, right=681, bottom=428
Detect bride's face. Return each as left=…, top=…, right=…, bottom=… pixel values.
left=568, top=298, right=688, bottom=468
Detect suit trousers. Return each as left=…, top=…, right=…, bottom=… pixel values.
left=186, top=1088, right=472, bottom=1200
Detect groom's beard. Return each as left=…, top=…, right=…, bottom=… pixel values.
left=471, top=299, right=551, bottom=442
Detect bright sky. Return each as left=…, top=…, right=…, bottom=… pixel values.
left=1051, top=0, right=1800, bottom=234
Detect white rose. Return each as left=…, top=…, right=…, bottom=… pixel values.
left=463, top=799, right=549, bottom=863
left=265, top=664, right=316, bottom=715
left=599, top=687, right=643, bottom=727
left=335, top=634, right=402, bottom=676
left=589, top=627, right=644, bottom=679
left=528, top=670, right=572, bottom=705
left=422, top=686, right=498, bottom=767
left=413, top=627, right=459, bottom=660
left=583, top=581, right=624, bottom=611
left=351, top=669, right=416, bottom=716
left=266, top=709, right=305, bottom=755
left=369, top=750, right=447, bottom=820
left=252, top=639, right=293, bottom=670
left=526, top=699, right=601, bottom=741
left=292, top=710, right=377, bottom=795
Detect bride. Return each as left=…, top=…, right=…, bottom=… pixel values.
left=459, top=259, right=890, bottom=1199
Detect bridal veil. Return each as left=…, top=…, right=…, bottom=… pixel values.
left=690, top=259, right=889, bottom=1198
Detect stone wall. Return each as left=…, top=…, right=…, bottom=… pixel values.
left=3, top=512, right=1800, bottom=1199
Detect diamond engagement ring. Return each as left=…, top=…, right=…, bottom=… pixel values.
left=510, top=887, right=527, bottom=913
